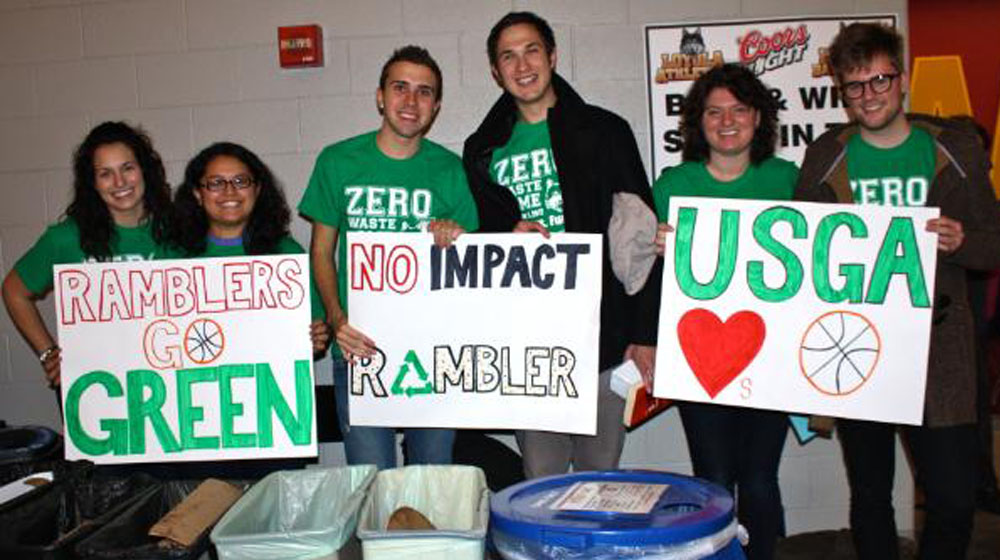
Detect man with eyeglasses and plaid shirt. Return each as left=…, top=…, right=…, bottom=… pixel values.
left=796, top=23, right=1000, bottom=560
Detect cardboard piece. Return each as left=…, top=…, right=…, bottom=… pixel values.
left=148, top=479, right=243, bottom=547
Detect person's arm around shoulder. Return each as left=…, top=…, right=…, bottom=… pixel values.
left=309, top=222, right=374, bottom=361
left=2, top=270, right=60, bottom=386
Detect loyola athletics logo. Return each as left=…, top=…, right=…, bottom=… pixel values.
left=391, top=350, right=433, bottom=397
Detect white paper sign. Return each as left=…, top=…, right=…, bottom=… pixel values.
left=56, top=255, right=317, bottom=464
left=645, top=14, right=896, bottom=178
left=346, top=232, right=602, bottom=434
left=653, top=198, right=939, bottom=425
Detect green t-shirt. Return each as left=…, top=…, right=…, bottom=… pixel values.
left=847, top=127, right=936, bottom=207
left=489, top=119, right=565, bottom=232
left=298, top=131, right=479, bottom=318
left=652, top=157, right=799, bottom=221
left=14, top=219, right=159, bottom=295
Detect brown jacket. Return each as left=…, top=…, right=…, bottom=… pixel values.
left=796, top=114, right=1000, bottom=427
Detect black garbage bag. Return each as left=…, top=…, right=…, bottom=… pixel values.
left=0, top=463, right=158, bottom=560
left=75, top=480, right=244, bottom=560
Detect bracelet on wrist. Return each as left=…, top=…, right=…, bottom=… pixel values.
left=37, top=346, right=58, bottom=363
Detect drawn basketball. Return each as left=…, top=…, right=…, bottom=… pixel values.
left=799, top=311, right=881, bottom=396
left=184, top=318, right=225, bottom=364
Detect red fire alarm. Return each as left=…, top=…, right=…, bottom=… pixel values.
left=278, top=25, right=324, bottom=68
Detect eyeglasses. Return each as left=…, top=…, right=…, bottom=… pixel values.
left=840, top=73, right=899, bottom=100
left=200, top=175, right=255, bottom=192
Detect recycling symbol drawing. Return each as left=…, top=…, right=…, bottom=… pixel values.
left=391, top=350, right=434, bottom=397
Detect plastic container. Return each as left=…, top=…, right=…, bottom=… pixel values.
left=75, top=479, right=234, bottom=560
left=210, top=466, right=376, bottom=560
left=0, top=467, right=158, bottom=560
left=356, top=465, right=489, bottom=559
left=490, top=470, right=745, bottom=559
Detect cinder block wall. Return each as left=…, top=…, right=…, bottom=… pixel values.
left=0, top=0, right=910, bottom=535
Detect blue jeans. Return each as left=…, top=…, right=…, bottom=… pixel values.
left=680, top=402, right=788, bottom=560
left=333, top=358, right=454, bottom=470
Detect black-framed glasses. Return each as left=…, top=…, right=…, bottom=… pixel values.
left=841, top=73, right=899, bottom=100
left=200, top=175, right=255, bottom=192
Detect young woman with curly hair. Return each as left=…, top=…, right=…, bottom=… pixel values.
left=2, top=121, right=173, bottom=388
left=171, top=142, right=329, bottom=355
left=653, top=63, right=797, bottom=560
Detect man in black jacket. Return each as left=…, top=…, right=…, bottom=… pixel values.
left=463, top=11, right=660, bottom=478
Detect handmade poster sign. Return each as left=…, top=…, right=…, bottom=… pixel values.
left=653, top=197, right=939, bottom=425
left=645, top=14, right=896, bottom=178
left=55, top=255, right=317, bottom=464
left=347, top=232, right=602, bottom=434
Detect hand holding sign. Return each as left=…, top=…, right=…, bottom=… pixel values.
left=333, top=315, right=376, bottom=362
left=513, top=220, right=552, bottom=238
left=655, top=223, right=674, bottom=257
left=925, top=216, right=964, bottom=253
left=427, top=219, right=466, bottom=248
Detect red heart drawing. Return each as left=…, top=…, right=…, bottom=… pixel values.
left=677, top=309, right=766, bottom=398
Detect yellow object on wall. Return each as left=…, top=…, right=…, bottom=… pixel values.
left=910, top=56, right=999, bottom=197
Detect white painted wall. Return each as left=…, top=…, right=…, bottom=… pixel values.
left=0, top=0, right=911, bottom=535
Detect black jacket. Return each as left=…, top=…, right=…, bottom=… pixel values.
left=463, top=74, right=661, bottom=370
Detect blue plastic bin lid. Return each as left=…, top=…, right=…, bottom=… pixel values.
left=490, top=470, right=734, bottom=549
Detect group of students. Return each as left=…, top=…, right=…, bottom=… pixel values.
left=2, top=11, right=998, bottom=560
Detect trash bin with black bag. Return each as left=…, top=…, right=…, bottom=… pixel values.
left=75, top=478, right=248, bottom=560
left=0, top=461, right=159, bottom=560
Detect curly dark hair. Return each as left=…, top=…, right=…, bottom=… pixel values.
left=487, top=11, right=556, bottom=68
left=379, top=45, right=443, bottom=101
left=828, top=23, right=903, bottom=83
left=172, top=142, right=290, bottom=256
left=67, top=121, right=172, bottom=260
left=680, top=63, right=778, bottom=165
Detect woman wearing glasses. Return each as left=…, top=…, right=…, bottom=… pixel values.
left=2, top=121, right=173, bottom=389
left=171, top=142, right=329, bottom=354
left=652, top=63, right=796, bottom=560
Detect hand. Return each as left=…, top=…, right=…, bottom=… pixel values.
left=332, top=315, right=376, bottom=362
left=655, top=223, right=674, bottom=257
left=41, top=347, right=61, bottom=388
left=309, top=320, right=331, bottom=355
left=926, top=216, right=964, bottom=253
left=624, top=344, right=656, bottom=392
left=428, top=219, right=466, bottom=247
left=513, top=220, right=551, bottom=238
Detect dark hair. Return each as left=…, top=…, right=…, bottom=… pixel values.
left=67, top=121, right=171, bottom=260
left=172, top=142, right=290, bottom=256
left=487, top=11, right=556, bottom=67
left=680, top=63, right=778, bottom=164
left=828, top=23, right=904, bottom=82
left=378, top=45, right=443, bottom=101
